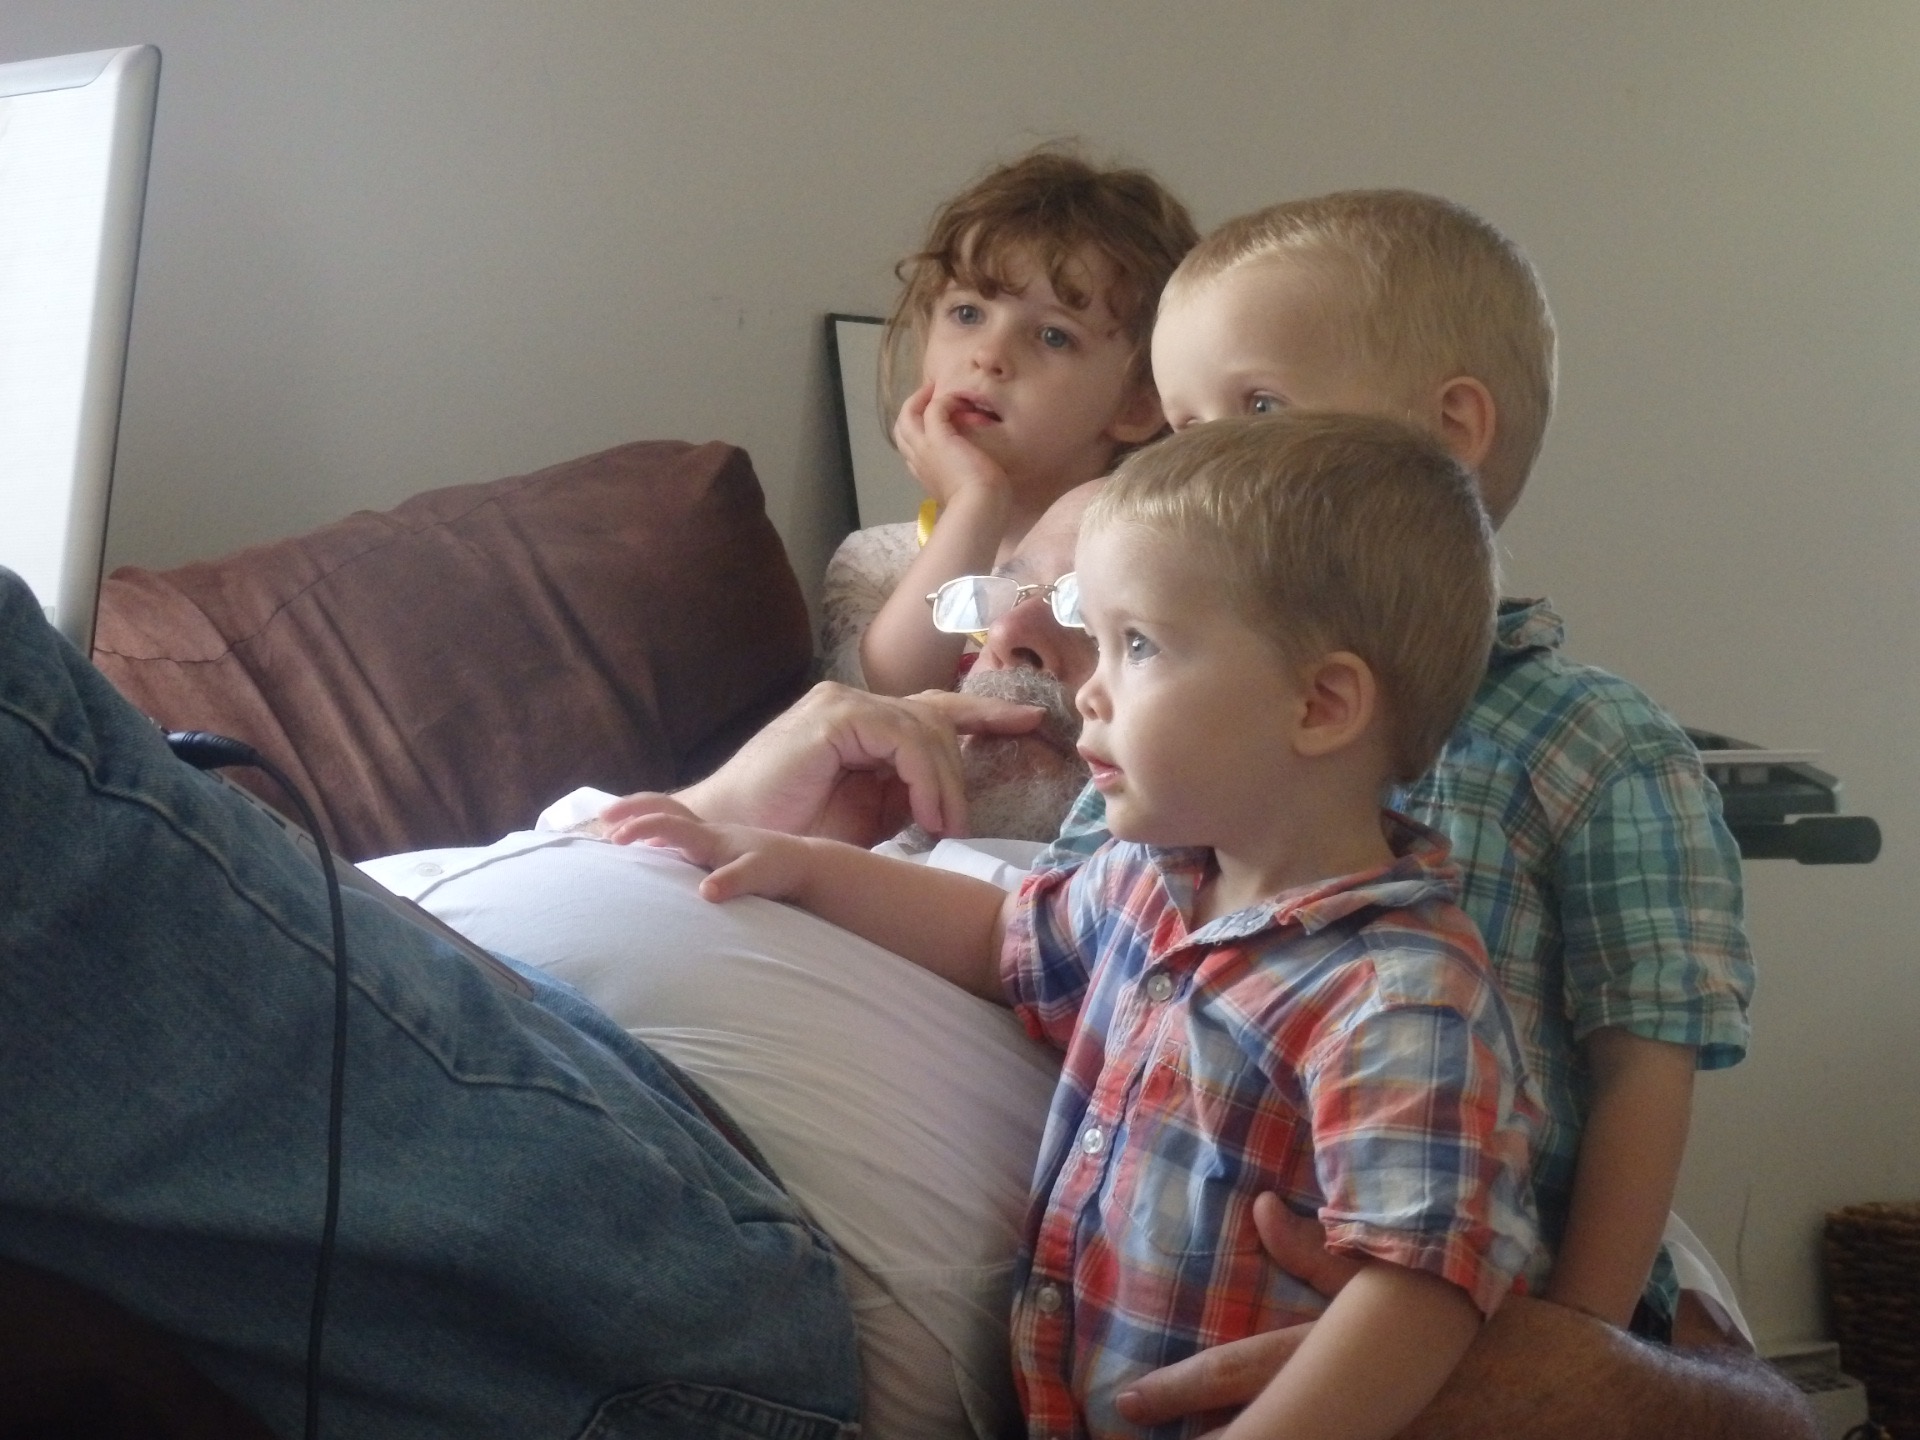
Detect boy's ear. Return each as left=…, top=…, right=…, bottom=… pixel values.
left=1291, top=652, right=1378, bottom=759
left=1433, top=376, right=1497, bottom=476
left=1105, top=381, right=1167, bottom=447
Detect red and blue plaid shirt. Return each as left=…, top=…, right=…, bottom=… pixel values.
left=1002, top=814, right=1543, bottom=1439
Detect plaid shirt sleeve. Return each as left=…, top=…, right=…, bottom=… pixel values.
left=1298, top=973, right=1543, bottom=1315
left=1001, top=847, right=1105, bottom=1051
left=1553, top=714, right=1754, bottom=1070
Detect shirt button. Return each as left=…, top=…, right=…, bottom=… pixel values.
left=1080, top=1125, right=1105, bottom=1156
left=1034, top=1283, right=1064, bottom=1314
left=414, top=861, right=444, bottom=877
left=1146, top=972, right=1174, bottom=1002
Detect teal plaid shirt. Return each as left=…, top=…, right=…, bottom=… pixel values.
left=1039, top=598, right=1753, bottom=1313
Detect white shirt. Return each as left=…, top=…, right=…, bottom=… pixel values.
left=361, top=792, right=1059, bottom=1439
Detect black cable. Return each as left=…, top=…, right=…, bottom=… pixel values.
left=166, top=731, right=346, bottom=1440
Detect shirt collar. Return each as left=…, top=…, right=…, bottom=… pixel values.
left=1493, top=596, right=1565, bottom=665
left=1150, top=810, right=1461, bottom=945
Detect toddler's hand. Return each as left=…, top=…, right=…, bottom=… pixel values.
left=893, top=381, right=1012, bottom=507
left=605, top=810, right=811, bottom=904
left=593, top=790, right=700, bottom=840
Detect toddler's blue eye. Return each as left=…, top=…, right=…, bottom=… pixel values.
left=1250, top=393, right=1284, bottom=415
left=1123, top=630, right=1159, bottom=661
left=951, top=303, right=983, bottom=325
left=1040, top=326, right=1072, bottom=350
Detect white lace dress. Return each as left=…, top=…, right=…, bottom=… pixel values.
left=817, top=521, right=920, bottom=690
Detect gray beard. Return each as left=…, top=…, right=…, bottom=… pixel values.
left=893, top=666, right=1089, bottom=851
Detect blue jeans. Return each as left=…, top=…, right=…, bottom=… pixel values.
left=0, top=569, right=861, bottom=1439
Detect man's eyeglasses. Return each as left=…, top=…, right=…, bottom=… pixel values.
left=926, top=573, right=1083, bottom=634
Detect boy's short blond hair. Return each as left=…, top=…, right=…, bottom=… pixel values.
left=881, top=143, right=1198, bottom=411
left=1088, top=414, right=1496, bottom=782
left=1170, top=191, right=1555, bottom=515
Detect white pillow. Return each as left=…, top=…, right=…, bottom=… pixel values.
left=362, top=830, right=1057, bottom=1440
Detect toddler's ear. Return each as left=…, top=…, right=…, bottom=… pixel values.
left=1105, top=382, right=1167, bottom=447
left=1292, top=652, right=1378, bottom=759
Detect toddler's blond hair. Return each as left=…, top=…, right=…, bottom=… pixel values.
left=1088, top=413, right=1496, bottom=781
left=1169, top=191, right=1555, bottom=519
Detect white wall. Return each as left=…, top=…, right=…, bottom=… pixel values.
left=9, top=0, right=1917, bottom=1349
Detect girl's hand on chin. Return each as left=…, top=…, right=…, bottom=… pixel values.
left=895, top=383, right=1012, bottom=507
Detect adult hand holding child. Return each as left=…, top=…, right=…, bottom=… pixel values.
left=1118, top=1198, right=1816, bottom=1440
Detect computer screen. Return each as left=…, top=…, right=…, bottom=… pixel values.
left=0, top=44, right=159, bottom=651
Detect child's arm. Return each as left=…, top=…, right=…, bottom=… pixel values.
left=860, top=383, right=1013, bottom=696
left=619, top=809, right=1014, bottom=1001
left=1544, top=1028, right=1697, bottom=1327
left=1219, top=1260, right=1481, bottom=1440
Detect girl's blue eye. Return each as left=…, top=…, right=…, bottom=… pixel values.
left=1123, top=630, right=1158, bottom=662
left=1250, top=393, right=1284, bottom=415
left=1039, top=326, right=1073, bottom=350
left=949, top=303, right=983, bottom=325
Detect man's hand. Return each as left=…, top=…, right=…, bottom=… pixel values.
left=893, top=381, right=1015, bottom=507
left=1119, top=1193, right=1819, bottom=1440
left=1116, top=1329, right=1307, bottom=1437
left=1116, top=1196, right=1347, bottom=1428
left=634, top=682, right=1046, bottom=847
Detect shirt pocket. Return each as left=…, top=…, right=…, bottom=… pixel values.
left=1112, top=1052, right=1269, bottom=1261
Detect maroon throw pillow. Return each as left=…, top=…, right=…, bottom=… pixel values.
left=93, top=441, right=812, bottom=861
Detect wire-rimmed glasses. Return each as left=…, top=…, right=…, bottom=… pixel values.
left=925, top=573, right=1083, bottom=633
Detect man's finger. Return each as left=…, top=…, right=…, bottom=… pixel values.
left=845, top=704, right=970, bottom=837
left=879, top=691, right=1047, bottom=837
left=1113, top=1327, right=1307, bottom=1427
left=907, top=688, right=1048, bottom=737
left=1252, top=1192, right=1362, bottom=1299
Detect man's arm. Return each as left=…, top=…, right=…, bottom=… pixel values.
left=1117, top=1201, right=1818, bottom=1440
left=599, top=681, right=1046, bottom=846
left=1127, top=1292, right=1817, bottom=1440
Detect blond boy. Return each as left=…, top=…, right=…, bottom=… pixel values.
left=623, top=414, right=1541, bottom=1440
left=1085, top=190, right=1755, bottom=1336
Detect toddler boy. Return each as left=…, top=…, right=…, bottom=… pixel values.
left=627, top=413, right=1543, bottom=1440
left=1100, top=189, right=1756, bottom=1334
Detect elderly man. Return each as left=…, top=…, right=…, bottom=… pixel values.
left=0, top=467, right=1811, bottom=1440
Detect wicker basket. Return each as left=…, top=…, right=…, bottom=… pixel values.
left=1826, top=1201, right=1920, bottom=1440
